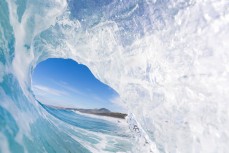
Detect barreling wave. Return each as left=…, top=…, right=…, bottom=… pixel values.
left=0, top=0, right=229, bottom=152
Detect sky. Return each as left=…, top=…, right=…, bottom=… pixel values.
left=32, top=58, right=124, bottom=112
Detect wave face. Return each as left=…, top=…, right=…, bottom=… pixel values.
left=1, top=0, right=229, bottom=152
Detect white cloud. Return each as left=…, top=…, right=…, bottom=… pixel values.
left=33, top=85, right=69, bottom=97
left=53, top=81, right=85, bottom=96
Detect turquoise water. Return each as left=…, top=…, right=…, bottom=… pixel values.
left=2, top=0, right=226, bottom=152
left=42, top=104, right=130, bottom=137
left=0, top=0, right=133, bottom=152
left=0, top=74, right=132, bottom=153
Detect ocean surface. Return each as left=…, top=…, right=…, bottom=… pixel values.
left=1, top=0, right=229, bottom=152
left=41, top=104, right=133, bottom=152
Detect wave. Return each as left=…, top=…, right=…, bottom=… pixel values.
left=1, top=0, right=229, bottom=152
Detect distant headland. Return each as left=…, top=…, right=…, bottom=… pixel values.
left=47, top=105, right=127, bottom=119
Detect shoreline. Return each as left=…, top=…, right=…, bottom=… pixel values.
left=73, top=110, right=129, bottom=128
left=74, top=108, right=127, bottom=119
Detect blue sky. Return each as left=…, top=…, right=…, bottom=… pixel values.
left=32, top=58, right=123, bottom=112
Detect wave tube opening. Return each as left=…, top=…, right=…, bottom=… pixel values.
left=31, top=58, right=123, bottom=111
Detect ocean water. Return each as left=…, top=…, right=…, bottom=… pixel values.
left=41, top=104, right=133, bottom=152
left=1, top=0, right=229, bottom=153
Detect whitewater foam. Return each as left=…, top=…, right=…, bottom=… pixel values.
left=1, top=0, right=229, bottom=152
